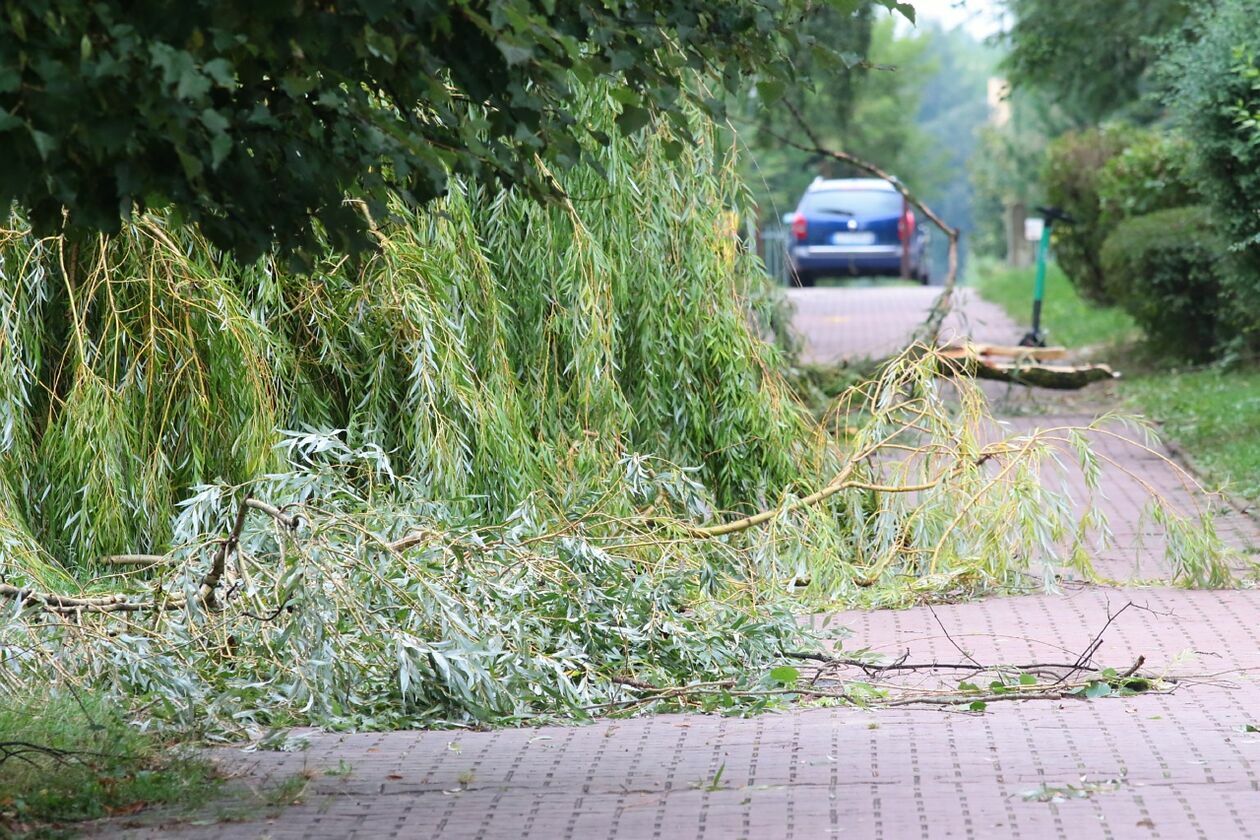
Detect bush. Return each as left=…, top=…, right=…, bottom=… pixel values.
left=1161, top=0, right=1260, bottom=349
left=1101, top=206, right=1225, bottom=360
left=1095, top=128, right=1209, bottom=321
left=1042, top=125, right=1136, bottom=304
left=1097, top=130, right=1200, bottom=232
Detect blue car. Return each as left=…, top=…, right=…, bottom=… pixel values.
left=786, top=177, right=930, bottom=286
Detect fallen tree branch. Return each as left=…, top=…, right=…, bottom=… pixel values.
left=684, top=461, right=857, bottom=538
left=244, top=498, right=300, bottom=530
left=929, top=602, right=983, bottom=669
left=784, top=650, right=1105, bottom=676
left=101, top=554, right=167, bottom=566
left=587, top=654, right=1163, bottom=714
left=1119, top=655, right=1146, bottom=679
left=2, top=494, right=262, bottom=615
left=880, top=688, right=1085, bottom=708
left=584, top=679, right=738, bottom=711
left=0, top=740, right=83, bottom=768
left=939, top=342, right=1069, bottom=362
left=945, top=356, right=1118, bottom=390
left=0, top=584, right=138, bottom=610
left=196, top=494, right=251, bottom=609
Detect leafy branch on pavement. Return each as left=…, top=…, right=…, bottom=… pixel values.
left=0, top=81, right=1241, bottom=738
left=607, top=600, right=1167, bottom=714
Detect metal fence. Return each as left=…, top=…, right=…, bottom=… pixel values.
left=758, top=225, right=790, bottom=285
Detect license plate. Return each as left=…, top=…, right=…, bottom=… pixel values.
left=830, top=231, right=875, bottom=245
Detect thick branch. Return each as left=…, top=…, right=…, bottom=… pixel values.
left=779, top=100, right=958, bottom=240
left=197, top=494, right=252, bottom=608
left=942, top=355, right=1118, bottom=390
left=245, top=498, right=300, bottom=530
left=102, top=554, right=167, bottom=566
left=685, top=461, right=857, bottom=538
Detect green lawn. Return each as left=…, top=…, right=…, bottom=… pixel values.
left=974, top=259, right=1260, bottom=501
left=1122, top=369, right=1260, bottom=501
left=0, top=692, right=218, bottom=835
left=973, top=259, right=1138, bottom=349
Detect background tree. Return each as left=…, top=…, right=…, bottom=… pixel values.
left=736, top=13, right=934, bottom=221
left=913, top=21, right=997, bottom=273
left=1000, top=0, right=1191, bottom=125
left=1160, top=0, right=1260, bottom=351
left=737, top=16, right=995, bottom=279
left=0, top=0, right=910, bottom=262
left=732, top=4, right=874, bottom=220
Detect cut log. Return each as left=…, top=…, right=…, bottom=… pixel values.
left=102, top=554, right=167, bottom=565
left=939, top=342, right=1070, bottom=362
left=941, top=356, right=1118, bottom=390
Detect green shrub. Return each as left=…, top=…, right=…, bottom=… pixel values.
left=1042, top=125, right=1136, bottom=304
left=1161, top=0, right=1260, bottom=349
left=1097, top=130, right=1200, bottom=232
left=1101, top=205, right=1225, bottom=360
left=1095, top=129, right=1207, bottom=316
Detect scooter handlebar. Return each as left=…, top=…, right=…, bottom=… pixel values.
left=1036, top=205, right=1075, bottom=225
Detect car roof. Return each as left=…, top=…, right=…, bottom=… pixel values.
left=805, top=177, right=897, bottom=193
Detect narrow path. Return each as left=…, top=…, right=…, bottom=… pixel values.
left=785, top=285, right=1014, bottom=363
left=108, top=285, right=1260, bottom=840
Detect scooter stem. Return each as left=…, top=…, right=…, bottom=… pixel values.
left=1029, top=221, right=1052, bottom=341
left=1019, top=207, right=1069, bottom=348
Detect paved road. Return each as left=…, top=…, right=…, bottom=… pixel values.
left=106, top=286, right=1260, bottom=840
left=785, top=286, right=1015, bottom=363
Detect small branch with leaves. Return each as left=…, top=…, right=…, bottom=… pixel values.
left=604, top=600, right=1169, bottom=715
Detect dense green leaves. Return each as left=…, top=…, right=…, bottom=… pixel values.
left=1042, top=125, right=1204, bottom=310
left=1101, top=205, right=1225, bottom=360
left=0, top=0, right=909, bottom=261
left=1159, top=0, right=1260, bottom=351
left=1096, top=130, right=1200, bottom=233
left=1001, top=0, right=1191, bottom=125
left=0, top=92, right=824, bottom=573
left=1041, top=126, right=1136, bottom=304
left=735, top=10, right=945, bottom=221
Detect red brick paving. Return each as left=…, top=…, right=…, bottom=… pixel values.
left=105, top=287, right=1260, bottom=839
left=113, top=589, right=1260, bottom=840
left=786, top=286, right=1014, bottom=363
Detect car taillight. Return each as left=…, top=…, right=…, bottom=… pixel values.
left=791, top=212, right=807, bottom=241
left=898, top=208, right=916, bottom=242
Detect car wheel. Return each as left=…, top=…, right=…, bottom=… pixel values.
left=791, top=269, right=816, bottom=287
left=916, top=265, right=932, bottom=286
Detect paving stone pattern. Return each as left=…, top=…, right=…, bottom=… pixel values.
left=107, top=287, right=1260, bottom=839
left=784, top=286, right=1013, bottom=364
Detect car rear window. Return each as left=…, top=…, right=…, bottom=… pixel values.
left=798, top=189, right=903, bottom=217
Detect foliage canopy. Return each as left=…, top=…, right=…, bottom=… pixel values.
left=1160, top=0, right=1260, bottom=350
left=736, top=14, right=938, bottom=220
left=1001, top=0, right=1190, bottom=125
left=0, top=0, right=909, bottom=261
left=0, top=91, right=819, bottom=575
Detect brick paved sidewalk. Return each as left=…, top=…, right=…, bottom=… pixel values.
left=785, top=286, right=1015, bottom=363
left=103, top=287, right=1260, bottom=840
left=111, top=588, right=1260, bottom=840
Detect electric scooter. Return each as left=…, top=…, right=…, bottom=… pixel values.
left=1019, top=206, right=1075, bottom=347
